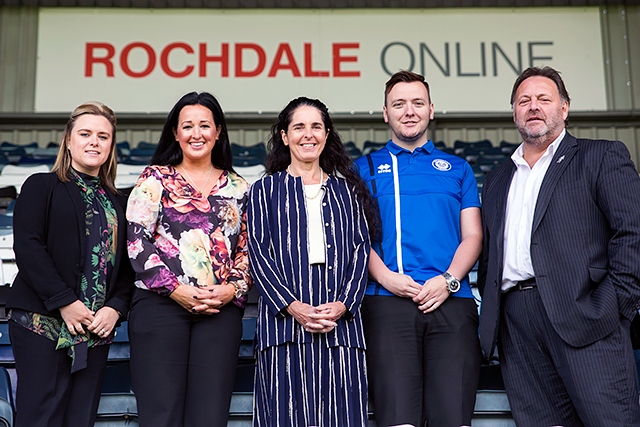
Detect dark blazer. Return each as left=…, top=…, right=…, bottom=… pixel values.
left=478, top=133, right=640, bottom=359
left=8, top=172, right=132, bottom=318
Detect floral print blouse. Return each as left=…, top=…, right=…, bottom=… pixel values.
left=126, top=165, right=251, bottom=307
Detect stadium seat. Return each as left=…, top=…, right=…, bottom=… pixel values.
left=453, top=139, right=492, bottom=156
left=107, top=322, right=131, bottom=363
left=231, top=142, right=267, bottom=167
left=343, top=141, right=362, bottom=160
left=135, top=142, right=157, bottom=151
left=231, top=142, right=267, bottom=159
left=461, top=146, right=503, bottom=163
left=233, top=155, right=265, bottom=167
left=500, top=140, right=519, bottom=156
left=362, top=141, right=386, bottom=156
left=121, top=148, right=154, bottom=165
left=235, top=164, right=265, bottom=185
left=115, top=164, right=146, bottom=189
left=0, top=148, right=26, bottom=165
left=476, top=153, right=509, bottom=173
left=0, top=165, right=50, bottom=194
left=96, top=364, right=137, bottom=426
left=116, top=142, right=131, bottom=163
left=0, top=367, right=13, bottom=427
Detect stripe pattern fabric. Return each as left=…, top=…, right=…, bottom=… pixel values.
left=247, top=171, right=370, bottom=426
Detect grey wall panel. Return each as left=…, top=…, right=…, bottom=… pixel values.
left=627, top=7, right=640, bottom=109
left=0, top=7, right=37, bottom=112
left=601, top=5, right=636, bottom=110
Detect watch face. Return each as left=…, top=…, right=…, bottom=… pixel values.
left=448, top=279, right=461, bottom=293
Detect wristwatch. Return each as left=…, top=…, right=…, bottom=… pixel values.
left=231, top=279, right=247, bottom=299
left=442, top=272, right=461, bottom=294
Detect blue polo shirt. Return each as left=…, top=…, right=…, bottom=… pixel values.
left=355, top=140, right=480, bottom=298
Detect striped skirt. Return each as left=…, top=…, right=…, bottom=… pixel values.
left=253, top=338, right=368, bottom=427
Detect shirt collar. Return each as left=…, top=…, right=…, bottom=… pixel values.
left=386, top=139, right=435, bottom=155
left=511, top=129, right=566, bottom=166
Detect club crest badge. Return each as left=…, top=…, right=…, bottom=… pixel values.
left=432, top=159, right=452, bottom=171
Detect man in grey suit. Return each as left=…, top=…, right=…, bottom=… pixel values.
left=478, top=66, right=640, bottom=426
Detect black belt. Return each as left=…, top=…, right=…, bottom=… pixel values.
left=505, top=277, right=537, bottom=293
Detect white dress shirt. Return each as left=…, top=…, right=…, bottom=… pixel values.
left=501, top=130, right=566, bottom=292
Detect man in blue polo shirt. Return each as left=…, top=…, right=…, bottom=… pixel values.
left=355, top=70, right=482, bottom=427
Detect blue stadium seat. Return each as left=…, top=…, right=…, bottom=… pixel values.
left=463, top=146, right=504, bottom=164
left=0, top=367, right=13, bottom=427
left=231, top=142, right=267, bottom=167
left=454, top=139, right=492, bottom=156
left=231, top=142, right=266, bottom=159
left=107, top=322, right=130, bottom=362
left=121, top=148, right=155, bottom=165
left=343, top=141, right=362, bottom=160
left=476, top=153, right=509, bottom=173
left=96, top=364, right=137, bottom=426
left=500, top=140, right=519, bottom=156
left=362, top=141, right=386, bottom=156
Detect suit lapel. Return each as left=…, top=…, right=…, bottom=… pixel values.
left=532, top=133, right=578, bottom=234
left=487, top=160, right=516, bottom=256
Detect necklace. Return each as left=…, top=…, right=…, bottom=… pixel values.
left=180, top=165, right=214, bottom=193
left=304, top=181, right=324, bottom=200
left=287, top=166, right=325, bottom=200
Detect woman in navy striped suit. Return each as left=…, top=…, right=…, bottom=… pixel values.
left=247, top=97, right=378, bottom=426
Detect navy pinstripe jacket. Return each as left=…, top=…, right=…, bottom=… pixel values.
left=247, top=171, right=370, bottom=351
left=478, top=133, right=640, bottom=359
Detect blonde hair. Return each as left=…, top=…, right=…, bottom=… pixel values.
left=51, top=101, right=119, bottom=193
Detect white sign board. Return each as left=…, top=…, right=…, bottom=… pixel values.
left=35, top=8, right=606, bottom=114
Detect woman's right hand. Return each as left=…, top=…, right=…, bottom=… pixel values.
left=169, top=284, right=222, bottom=315
left=286, top=301, right=337, bottom=333
left=59, top=300, right=95, bottom=336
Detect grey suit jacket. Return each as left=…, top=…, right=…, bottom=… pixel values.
left=478, top=132, right=640, bottom=359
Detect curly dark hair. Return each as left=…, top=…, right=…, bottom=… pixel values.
left=265, top=96, right=379, bottom=239
left=150, top=91, right=234, bottom=172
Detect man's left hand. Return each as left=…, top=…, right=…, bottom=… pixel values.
left=413, top=275, right=449, bottom=313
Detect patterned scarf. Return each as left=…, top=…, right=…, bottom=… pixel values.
left=11, top=170, right=117, bottom=372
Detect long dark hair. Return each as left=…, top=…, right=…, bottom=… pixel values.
left=151, top=91, right=234, bottom=172
left=265, top=97, right=379, bottom=238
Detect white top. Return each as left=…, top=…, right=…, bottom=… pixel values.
left=305, top=183, right=326, bottom=264
left=501, top=130, right=565, bottom=292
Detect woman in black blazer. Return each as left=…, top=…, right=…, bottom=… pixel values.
left=7, top=102, right=133, bottom=427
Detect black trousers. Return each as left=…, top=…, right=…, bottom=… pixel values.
left=9, top=321, right=109, bottom=427
left=128, top=288, right=243, bottom=427
left=362, top=295, right=481, bottom=427
left=500, top=287, right=640, bottom=427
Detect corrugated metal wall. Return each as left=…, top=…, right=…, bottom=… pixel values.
left=1, top=5, right=639, bottom=168
left=0, top=7, right=37, bottom=112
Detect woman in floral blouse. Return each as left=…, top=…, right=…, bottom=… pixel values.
left=126, top=91, right=251, bottom=427
left=8, top=102, right=132, bottom=427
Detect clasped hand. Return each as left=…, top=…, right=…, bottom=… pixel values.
left=59, top=300, right=120, bottom=338
left=413, top=275, right=449, bottom=313
left=381, top=271, right=449, bottom=313
left=287, top=301, right=347, bottom=333
left=170, top=283, right=235, bottom=315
